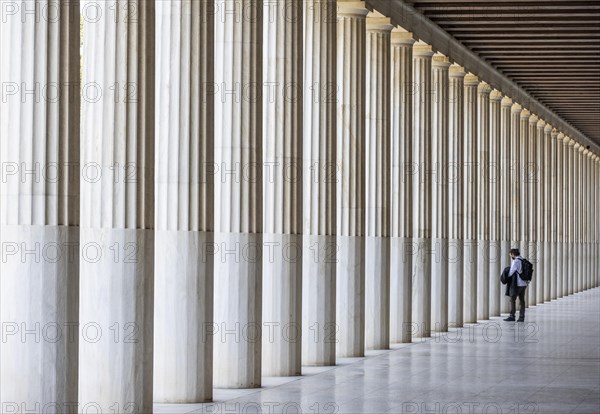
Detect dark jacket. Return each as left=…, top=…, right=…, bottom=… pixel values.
left=501, top=265, right=523, bottom=297
left=501, top=266, right=512, bottom=297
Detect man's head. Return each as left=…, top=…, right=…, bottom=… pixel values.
left=509, top=248, right=520, bottom=259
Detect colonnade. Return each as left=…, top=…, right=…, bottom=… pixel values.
left=1, top=0, right=599, bottom=412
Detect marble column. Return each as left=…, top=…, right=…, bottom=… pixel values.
left=571, top=141, right=578, bottom=294
left=581, top=149, right=589, bottom=291
left=519, top=108, right=531, bottom=307
left=302, top=0, right=337, bottom=367
left=575, top=143, right=583, bottom=293
left=213, top=0, right=263, bottom=388
left=412, top=42, right=435, bottom=337
left=500, top=97, right=513, bottom=314
left=154, top=0, right=214, bottom=402
left=509, top=104, right=522, bottom=283
left=262, top=0, right=303, bottom=377
left=336, top=0, right=367, bottom=357
left=448, top=65, right=466, bottom=328
left=0, top=1, right=80, bottom=410
left=549, top=127, right=558, bottom=301
left=535, top=119, right=546, bottom=304
left=591, top=154, right=600, bottom=287
left=476, top=82, right=491, bottom=321
left=560, top=133, right=568, bottom=297
left=365, top=13, right=393, bottom=350
left=587, top=152, right=594, bottom=289
left=431, top=53, right=451, bottom=332
left=567, top=138, right=575, bottom=295
left=588, top=152, right=595, bottom=289
left=79, top=1, right=155, bottom=411
left=527, top=114, right=538, bottom=307
left=463, top=73, right=479, bottom=324
left=488, top=90, right=503, bottom=317
left=390, top=29, right=416, bottom=343
left=543, top=123, right=552, bottom=302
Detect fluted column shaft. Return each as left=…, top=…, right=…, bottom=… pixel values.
left=567, top=138, right=575, bottom=295
left=552, top=130, right=561, bottom=299
left=365, top=15, right=393, bottom=350
left=431, top=54, right=451, bottom=332
left=575, top=144, right=583, bottom=293
left=447, top=65, right=466, bottom=327
left=463, top=74, right=479, bottom=324
left=79, top=1, right=155, bottom=410
left=1, top=1, right=80, bottom=410
left=213, top=0, right=263, bottom=388
left=535, top=119, right=545, bottom=304
left=154, top=0, right=214, bottom=402
left=527, top=114, right=538, bottom=307
left=519, top=109, right=531, bottom=308
left=412, top=42, right=435, bottom=337
left=560, top=134, right=569, bottom=297
left=500, top=97, right=513, bottom=314
left=489, top=91, right=503, bottom=317
left=548, top=127, right=558, bottom=301
left=336, top=0, right=367, bottom=357
left=476, top=82, right=491, bottom=321
left=390, top=31, right=416, bottom=343
left=582, top=149, right=589, bottom=291
left=592, top=154, right=600, bottom=287
left=262, top=0, right=303, bottom=377
left=510, top=104, right=522, bottom=256
left=302, top=0, right=337, bottom=367
left=543, top=123, right=552, bottom=302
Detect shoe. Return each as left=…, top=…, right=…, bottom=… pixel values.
left=504, top=317, right=515, bottom=321
left=517, top=319, right=525, bottom=322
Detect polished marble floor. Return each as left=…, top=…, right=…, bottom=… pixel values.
left=156, top=287, right=600, bottom=414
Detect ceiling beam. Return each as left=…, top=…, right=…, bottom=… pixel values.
left=366, top=0, right=600, bottom=151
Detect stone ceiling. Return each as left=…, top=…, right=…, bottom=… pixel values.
left=406, top=0, right=600, bottom=146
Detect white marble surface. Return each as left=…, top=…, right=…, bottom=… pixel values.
left=156, top=288, right=600, bottom=414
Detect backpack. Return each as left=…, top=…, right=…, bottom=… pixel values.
left=518, top=258, right=534, bottom=281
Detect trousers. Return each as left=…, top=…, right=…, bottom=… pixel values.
left=510, top=286, right=527, bottom=320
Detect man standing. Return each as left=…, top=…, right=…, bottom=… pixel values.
left=504, top=248, right=528, bottom=322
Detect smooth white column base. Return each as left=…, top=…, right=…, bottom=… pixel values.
left=302, top=234, right=336, bottom=366
left=1, top=225, right=79, bottom=413
left=488, top=240, right=502, bottom=317
left=562, top=243, right=569, bottom=297
left=526, top=242, right=536, bottom=307
left=336, top=235, right=365, bottom=357
left=568, top=243, right=574, bottom=295
left=431, top=237, right=448, bottom=332
left=477, top=240, right=490, bottom=320
left=412, top=237, right=432, bottom=338
left=213, top=232, right=262, bottom=388
left=390, top=237, right=414, bottom=343
left=448, top=238, right=464, bottom=327
left=262, top=233, right=302, bottom=377
left=365, top=237, right=390, bottom=350
left=551, top=241, right=558, bottom=300
left=79, top=227, right=154, bottom=413
left=154, top=230, right=213, bottom=403
left=463, top=240, right=478, bottom=323
left=500, top=240, right=511, bottom=313
left=543, top=241, right=552, bottom=302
